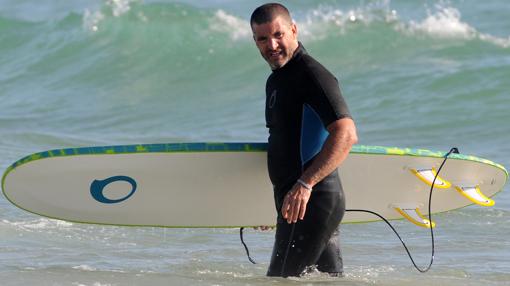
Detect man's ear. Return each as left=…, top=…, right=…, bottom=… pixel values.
left=291, top=21, right=298, bottom=37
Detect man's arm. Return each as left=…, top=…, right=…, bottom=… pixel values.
left=281, top=117, right=358, bottom=224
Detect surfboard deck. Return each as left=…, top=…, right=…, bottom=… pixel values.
left=2, top=143, right=507, bottom=228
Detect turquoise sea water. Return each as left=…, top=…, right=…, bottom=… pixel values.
left=1, top=0, right=509, bottom=285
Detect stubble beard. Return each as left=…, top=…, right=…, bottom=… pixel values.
left=264, top=44, right=297, bottom=70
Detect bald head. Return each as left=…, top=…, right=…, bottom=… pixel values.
left=250, top=3, right=293, bottom=28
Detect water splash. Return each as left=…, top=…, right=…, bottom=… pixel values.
left=81, top=0, right=139, bottom=32
left=209, top=10, right=251, bottom=41
left=2, top=218, right=73, bottom=232
left=400, top=4, right=510, bottom=48
left=107, top=0, right=132, bottom=17
left=406, top=5, right=476, bottom=39
left=83, top=9, right=104, bottom=32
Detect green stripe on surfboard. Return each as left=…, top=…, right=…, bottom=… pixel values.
left=2, top=143, right=508, bottom=180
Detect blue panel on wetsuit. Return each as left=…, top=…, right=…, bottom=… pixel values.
left=300, top=104, right=329, bottom=165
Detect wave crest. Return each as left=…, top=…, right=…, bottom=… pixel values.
left=406, top=6, right=476, bottom=39
left=209, top=10, right=251, bottom=41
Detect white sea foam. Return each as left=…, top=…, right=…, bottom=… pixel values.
left=82, top=0, right=140, bottom=32
left=72, top=264, right=97, bottom=271
left=3, top=218, right=73, bottom=231
left=297, top=0, right=398, bottom=40
left=208, top=4, right=388, bottom=42
left=208, top=2, right=509, bottom=49
left=196, top=269, right=254, bottom=278
left=400, top=4, right=510, bottom=48
left=405, top=6, right=476, bottom=39
left=300, top=2, right=510, bottom=48
left=72, top=282, right=113, bottom=286
left=106, top=0, right=131, bottom=17
left=209, top=10, right=251, bottom=41
left=83, top=9, right=105, bottom=32
left=478, top=33, right=510, bottom=48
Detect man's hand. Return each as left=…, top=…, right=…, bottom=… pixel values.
left=281, top=183, right=311, bottom=224
left=253, top=226, right=274, bottom=231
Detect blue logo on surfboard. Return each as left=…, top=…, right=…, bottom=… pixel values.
left=90, top=176, right=137, bottom=204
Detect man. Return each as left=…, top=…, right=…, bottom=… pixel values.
left=250, top=3, right=358, bottom=277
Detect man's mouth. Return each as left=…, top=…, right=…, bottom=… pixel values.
left=269, top=50, right=282, bottom=60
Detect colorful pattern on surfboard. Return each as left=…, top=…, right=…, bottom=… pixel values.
left=2, top=143, right=507, bottom=175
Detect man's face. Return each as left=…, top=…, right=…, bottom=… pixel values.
left=252, top=16, right=298, bottom=70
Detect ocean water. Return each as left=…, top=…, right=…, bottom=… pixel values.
left=1, top=0, right=509, bottom=285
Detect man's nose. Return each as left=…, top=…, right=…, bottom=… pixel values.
left=268, top=38, right=278, bottom=50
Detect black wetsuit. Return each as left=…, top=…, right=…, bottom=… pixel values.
left=265, top=43, right=351, bottom=277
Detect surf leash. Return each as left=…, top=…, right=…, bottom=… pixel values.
left=240, top=227, right=257, bottom=264
left=240, top=147, right=458, bottom=273
left=346, top=147, right=459, bottom=273
left=241, top=223, right=296, bottom=276
left=280, top=223, right=296, bottom=276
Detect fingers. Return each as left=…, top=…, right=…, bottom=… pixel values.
left=282, top=194, right=291, bottom=219
left=282, top=191, right=296, bottom=222
left=282, top=188, right=310, bottom=224
left=289, top=198, right=300, bottom=223
left=253, top=226, right=274, bottom=231
left=298, top=199, right=307, bottom=220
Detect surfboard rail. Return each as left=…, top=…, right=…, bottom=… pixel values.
left=3, top=143, right=508, bottom=177
left=2, top=143, right=508, bottom=228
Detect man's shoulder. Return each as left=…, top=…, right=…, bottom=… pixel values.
left=298, top=53, right=338, bottom=86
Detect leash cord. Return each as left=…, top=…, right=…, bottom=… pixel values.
left=240, top=227, right=257, bottom=264
left=240, top=147, right=458, bottom=273
left=346, top=147, right=458, bottom=272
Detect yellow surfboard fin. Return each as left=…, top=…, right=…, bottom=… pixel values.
left=393, top=204, right=436, bottom=228
left=454, top=186, right=495, bottom=207
left=410, top=168, right=451, bottom=189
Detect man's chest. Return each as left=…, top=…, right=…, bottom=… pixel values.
left=265, top=78, right=306, bottom=128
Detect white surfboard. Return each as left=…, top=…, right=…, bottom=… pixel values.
left=1, top=143, right=507, bottom=228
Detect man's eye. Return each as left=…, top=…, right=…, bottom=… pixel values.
left=275, top=32, right=284, bottom=39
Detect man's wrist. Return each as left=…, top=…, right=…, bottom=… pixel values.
left=296, top=179, right=313, bottom=192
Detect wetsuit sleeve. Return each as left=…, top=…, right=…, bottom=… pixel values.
left=303, top=61, right=352, bottom=127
